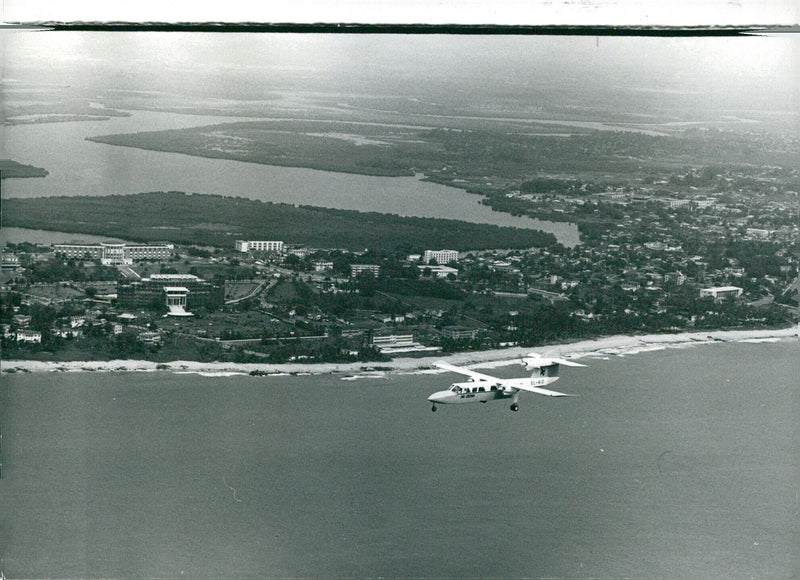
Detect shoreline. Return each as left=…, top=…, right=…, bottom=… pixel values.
left=2, top=326, right=797, bottom=377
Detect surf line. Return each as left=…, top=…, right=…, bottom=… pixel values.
left=223, top=475, right=243, bottom=502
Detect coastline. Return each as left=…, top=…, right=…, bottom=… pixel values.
left=2, top=326, right=797, bottom=377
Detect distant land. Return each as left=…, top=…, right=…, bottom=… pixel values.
left=1, top=192, right=558, bottom=251
left=3, top=99, right=131, bottom=126
left=87, top=119, right=799, bottom=186
left=0, top=159, right=48, bottom=178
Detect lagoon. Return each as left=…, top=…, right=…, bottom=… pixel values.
left=2, top=111, right=580, bottom=246
left=0, top=227, right=127, bottom=246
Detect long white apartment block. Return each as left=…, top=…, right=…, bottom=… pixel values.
left=54, top=242, right=174, bottom=265
left=423, top=249, right=459, bottom=264
left=235, top=240, right=285, bottom=253
left=700, top=286, right=743, bottom=300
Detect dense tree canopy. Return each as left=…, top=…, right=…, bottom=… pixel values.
left=3, top=192, right=557, bottom=252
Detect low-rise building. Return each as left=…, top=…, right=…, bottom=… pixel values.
left=441, top=326, right=480, bottom=340
left=313, top=261, right=334, bottom=272
left=419, top=265, right=458, bottom=279
left=137, top=331, right=163, bottom=345
left=745, top=228, right=771, bottom=239
left=372, top=334, right=415, bottom=350
left=1, top=253, right=21, bottom=270
left=15, top=329, right=42, bottom=343
left=371, top=333, right=438, bottom=354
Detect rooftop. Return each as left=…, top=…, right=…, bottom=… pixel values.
left=149, top=274, right=200, bottom=281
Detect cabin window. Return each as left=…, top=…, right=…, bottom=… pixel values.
left=490, top=386, right=497, bottom=391
left=478, top=386, right=485, bottom=392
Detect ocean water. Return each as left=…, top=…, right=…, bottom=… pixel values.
left=1, top=340, right=797, bottom=578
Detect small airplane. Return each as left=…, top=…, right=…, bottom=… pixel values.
left=428, top=354, right=586, bottom=412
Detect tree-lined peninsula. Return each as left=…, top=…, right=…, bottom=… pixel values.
left=2, top=191, right=557, bottom=251
left=0, top=159, right=48, bottom=178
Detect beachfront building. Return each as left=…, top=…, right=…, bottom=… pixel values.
left=235, top=240, right=285, bottom=253
left=700, top=286, right=743, bottom=301
left=371, top=333, right=439, bottom=354
left=54, top=242, right=174, bottom=265
left=117, top=273, right=223, bottom=313
left=423, top=249, right=459, bottom=265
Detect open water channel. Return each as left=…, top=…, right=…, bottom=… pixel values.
left=2, top=111, right=580, bottom=246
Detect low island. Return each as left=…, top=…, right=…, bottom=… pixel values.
left=0, top=159, right=48, bottom=179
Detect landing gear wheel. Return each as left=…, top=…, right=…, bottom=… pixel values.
left=431, top=405, right=437, bottom=412
left=510, top=403, right=519, bottom=412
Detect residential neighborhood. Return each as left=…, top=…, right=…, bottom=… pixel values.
left=3, top=173, right=797, bottom=364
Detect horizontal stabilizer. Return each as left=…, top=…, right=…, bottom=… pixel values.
left=523, top=353, right=587, bottom=368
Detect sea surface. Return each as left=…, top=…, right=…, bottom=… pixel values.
left=1, top=110, right=580, bottom=246
left=1, top=340, right=797, bottom=578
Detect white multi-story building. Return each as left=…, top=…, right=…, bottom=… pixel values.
left=700, top=286, right=743, bottom=300
left=423, top=249, right=459, bottom=265
left=1, top=253, right=21, bottom=270
left=235, top=240, right=285, bottom=253
left=664, top=199, right=690, bottom=208
left=54, top=242, right=174, bottom=265
left=350, top=264, right=381, bottom=277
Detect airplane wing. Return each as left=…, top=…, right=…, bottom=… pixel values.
left=434, top=361, right=501, bottom=383
left=435, top=361, right=577, bottom=397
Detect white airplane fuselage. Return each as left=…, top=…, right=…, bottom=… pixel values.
left=428, top=376, right=559, bottom=406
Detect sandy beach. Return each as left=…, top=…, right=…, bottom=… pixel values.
left=3, top=326, right=797, bottom=377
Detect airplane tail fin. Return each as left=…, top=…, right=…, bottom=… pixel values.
left=533, top=363, right=560, bottom=378
left=523, top=353, right=586, bottom=377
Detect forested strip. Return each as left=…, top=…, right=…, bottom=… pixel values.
left=2, top=192, right=557, bottom=251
